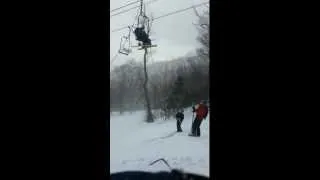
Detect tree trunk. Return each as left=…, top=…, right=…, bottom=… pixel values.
left=143, top=48, right=154, bottom=122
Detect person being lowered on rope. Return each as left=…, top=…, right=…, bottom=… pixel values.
left=189, top=100, right=209, bottom=137
left=134, top=26, right=151, bottom=46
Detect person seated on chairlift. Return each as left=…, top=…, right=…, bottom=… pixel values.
left=134, top=26, right=151, bottom=46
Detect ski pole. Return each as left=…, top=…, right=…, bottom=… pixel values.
left=190, top=111, right=194, bottom=134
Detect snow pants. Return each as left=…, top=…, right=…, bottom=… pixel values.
left=191, top=117, right=203, bottom=137
left=176, top=118, right=183, bottom=132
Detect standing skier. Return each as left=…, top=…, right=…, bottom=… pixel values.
left=189, top=100, right=209, bottom=137
left=175, top=109, right=184, bottom=132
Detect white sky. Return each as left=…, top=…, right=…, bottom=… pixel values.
left=110, top=0, right=208, bottom=68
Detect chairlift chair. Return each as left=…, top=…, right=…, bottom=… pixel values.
left=118, top=36, right=132, bottom=55
left=118, top=27, right=132, bottom=55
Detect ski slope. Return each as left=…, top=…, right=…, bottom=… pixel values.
left=110, top=108, right=210, bottom=177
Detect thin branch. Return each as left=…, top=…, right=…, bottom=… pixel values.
left=149, top=158, right=172, bottom=170
left=192, top=5, right=201, bottom=17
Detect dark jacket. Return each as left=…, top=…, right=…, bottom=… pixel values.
left=175, top=112, right=184, bottom=121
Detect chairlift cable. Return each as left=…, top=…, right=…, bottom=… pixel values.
left=110, top=0, right=160, bottom=18
left=111, top=1, right=209, bottom=32
left=110, top=0, right=140, bottom=13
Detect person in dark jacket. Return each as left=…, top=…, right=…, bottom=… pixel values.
left=189, top=101, right=209, bottom=137
left=175, top=109, right=184, bottom=132
left=134, top=26, right=151, bottom=46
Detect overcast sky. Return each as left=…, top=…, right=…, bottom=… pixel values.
left=110, top=0, right=208, bottom=69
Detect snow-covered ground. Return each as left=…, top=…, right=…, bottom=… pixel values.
left=110, top=108, right=210, bottom=177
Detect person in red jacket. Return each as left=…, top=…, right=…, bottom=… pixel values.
left=189, top=100, right=209, bottom=137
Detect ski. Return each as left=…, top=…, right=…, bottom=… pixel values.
left=159, top=131, right=177, bottom=139
left=145, top=131, right=178, bottom=142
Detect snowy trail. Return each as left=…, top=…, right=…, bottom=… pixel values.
left=110, top=109, right=210, bottom=177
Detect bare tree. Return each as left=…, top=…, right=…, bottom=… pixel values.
left=193, top=6, right=210, bottom=61
left=110, top=59, right=146, bottom=113
left=140, top=12, right=155, bottom=122
left=142, top=48, right=154, bottom=122
left=111, top=64, right=131, bottom=114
